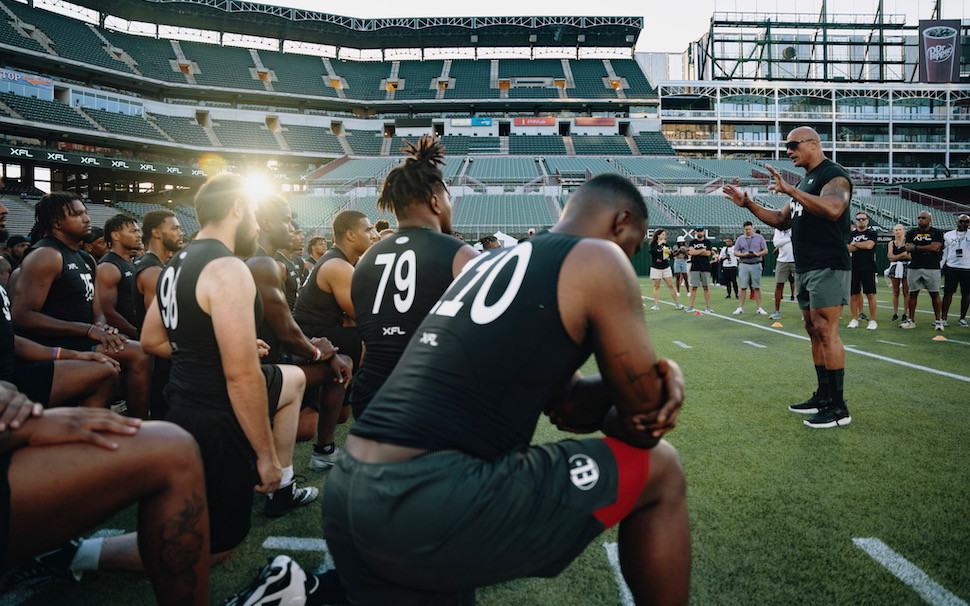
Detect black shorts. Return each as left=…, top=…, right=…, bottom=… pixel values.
left=322, top=437, right=650, bottom=605
left=300, top=324, right=362, bottom=369
left=943, top=267, right=970, bottom=294
left=11, top=361, right=54, bottom=406
left=164, top=364, right=283, bottom=554
left=0, top=451, right=11, bottom=568
left=850, top=270, right=877, bottom=295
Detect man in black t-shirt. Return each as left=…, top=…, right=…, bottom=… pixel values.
left=96, top=214, right=141, bottom=339
left=847, top=211, right=878, bottom=330
left=725, top=126, right=854, bottom=429
left=903, top=212, right=946, bottom=330
left=685, top=227, right=714, bottom=313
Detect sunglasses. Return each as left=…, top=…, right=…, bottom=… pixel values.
left=959, top=219, right=970, bottom=224
left=785, top=139, right=815, bottom=151
left=856, top=217, right=868, bottom=221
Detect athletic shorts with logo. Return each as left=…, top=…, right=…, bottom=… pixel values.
left=321, top=437, right=650, bottom=606
left=164, top=364, right=282, bottom=554
left=795, top=268, right=850, bottom=310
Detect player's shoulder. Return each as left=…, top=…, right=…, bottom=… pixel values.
left=563, top=238, right=631, bottom=276
left=19, top=243, right=62, bottom=273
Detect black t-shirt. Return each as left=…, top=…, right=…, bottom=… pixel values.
left=649, top=242, right=671, bottom=270
left=133, top=251, right=165, bottom=329
left=790, top=158, right=853, bottom=272
left=849, top=228, right=878, bottom=272
left=293, top=247, right=350, bottom=332
left=351, top=232, right=589, bottom=460
left=348, top=228, right=465, bottom=412
left=159, top=239, right=263, bottom=411
left=0, top=284, right=14, bottom=382
left=28, top=237, right=97, bottom=350
left=99, top=251, right=138, bottom=328
left=275, top=252, right=300, bottom=311
left=905, top=227, right=945, bottom=269
left=688, top=238, right=712, bottom=272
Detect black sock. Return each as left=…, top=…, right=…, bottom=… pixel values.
left=826, top=368, right=845, bottom=408
left=314, top=442, right=335, bottom=456
left=815, top=365, right=829, bottom=398
left=306, top=570, right=347, bottom=606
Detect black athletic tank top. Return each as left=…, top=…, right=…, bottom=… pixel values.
left=30, top=237, right=96, bottom=350
left=293, top=247, right=349, bottom=330
left=0, top=284, right=14, bottom=382
left=99, top=251, right=138, bottom=328
left=275, top=252, right=300, bottom=311
left=351, top=232, right=589, bottom=459
left=348, top=228, right=465, bottom=412
left=133, top=251, right=165, bottom=329
left=159, top=239, right=263, bottom=411
left=251, top=247, right=284, bottom=364
left=790, top=158, right=853, bottom=272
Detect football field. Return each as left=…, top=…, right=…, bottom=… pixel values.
left=16, top=278, right=970, bottom=606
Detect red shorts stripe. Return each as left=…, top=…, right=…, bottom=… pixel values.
left=592, top=437, right=651, bottom=529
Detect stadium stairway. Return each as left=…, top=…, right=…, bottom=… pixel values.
left=626, top=136, right=640, bottom=155
left=563, top=136, right=575, bottom=155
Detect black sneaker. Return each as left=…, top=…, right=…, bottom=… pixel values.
left=222, top=555, right=307, bottom=606
left=859, top=313, right=869, bottom=322
left=804, top=404, right=851, bottom=428
left=891, top=313, right=899, bottom=322
left=264, top=479, right=319, bottom=518
left=788, top=392, right=829, bottom=414
left=901, top=314, right=910, bottom=323
left=0, top=539, right=82, bottom=591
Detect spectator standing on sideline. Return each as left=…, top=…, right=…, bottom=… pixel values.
left=732, top=221, right=768, bottom=316
left=902, top=212, right=945, bottom=330
left=673, top=236, right=689, bottom=294
left=685, top=227, right=714, bottom=313
left=719, top=237, right=739, bottom=299
left=887, top=224, right=910, bottom=323
left=941, top=214, right=970, bottom=327
left=770, top=227, right=795, bottom=320
left=846, top=211, right=878, bottom=329
left=648, top=229, right=682, bottom=310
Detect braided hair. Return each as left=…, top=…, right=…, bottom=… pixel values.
left=30, top=191, right=83, bottom=242
left=376, top=135, right=446, bottom=216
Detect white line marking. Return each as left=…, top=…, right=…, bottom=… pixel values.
left=262, top=536, right=329, bottom=551
left=657, top=301, right=970, bottom=383
left=602, top=542, right=635, bottom=606
left=853, top=538, right=967, bottom=606
left=742, top=340, right=767, bottom=348
left=877, top=340, right=909, bottom=347
left=672, top=341, right=692, bottom=349
left=942, top=337, right=970, bottom=346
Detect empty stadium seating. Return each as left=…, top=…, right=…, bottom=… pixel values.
left=440, top=136, right=501, bottom=155
left=568, top=60, right=615, bottom=99
left=86, top=108, right=167, bottom=141
left=452, top=194, right=554, bottom=231
left=545, top=157, right=616, bottom=177
left=179, top=40, right=263, bottom=91
left=99, top=31, right=185, bottom=82
left=345, top=131, right=384, bottom=155
left=446, top=60, right=499, bottom=99
left=571, top=135, right=631, bottom=155
left=312, top=158, right=397, bottom=185
left=615, top=158, right=709, bottom=182
left=609, top=59, right=656, bottom=97
left=0, top=92, right=92, bottom=130
left=211, top=119, right=280, bottom=150
left=508, top=135, right=566, bottom=155
left=150, top=114, right=212, bottom=147
left=498, top=59, right=565, bottom=79
left=332, top=60, right=390, bottom=100
left=466, top=157, right=540, bottom=183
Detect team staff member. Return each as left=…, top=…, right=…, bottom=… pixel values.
left=685, top=226, right=714, bottom=313
left=846, top=211, right=878, bottom=330
left=725, top=126, right=853, bottom=429
left=348, top=136, right=477, bottom=420
left=902, top=212, right=945, bottom=331
left=770, top=227, right=794, bottom=320
left=941, top=214, right=970, bottom=327
left=96, top=214, right=141, bottom=339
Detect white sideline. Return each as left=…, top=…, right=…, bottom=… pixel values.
left=853, top=538, right=967, bottom=606
left=657, top=301, right=970, bottom=383
left=672, top=341, right=692, bottom=349
left=602, top=542, right=635, bottom=606
left=742, top=340, right=767, bottom=348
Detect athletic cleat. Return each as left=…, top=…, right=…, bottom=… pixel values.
left=732, top=307, right=743, bottom=315
left=684, top=306, right=695, bottom=313
left=705, top=306, right=714, bottom=313
left=769, top=311, right=781, bottom=320
left=265, top=480, right=319, bottom=518
left=222, top=555, right=308, bottom=606
left=756, top=307, right=768, bottom=316
left=309, top=447, right=340, bottom=471
left=900, top=320, right=916, bottom=329
left=0, top=539, right=83, bottom=591
left=788, top=392, right=829, bottom=414
left=650, top=304, right=660, bottom=310
left=803, top=404, right=851, bottom=429
left=867, top=320, right=878, bottom=330
left=960, top=319, right=968, bottom=327
left=891, top=313, right=899, bottom=322
left=941, top=319, right=949, bottom=327
left=846, top=319, right=859, bottom=329
left=934, top=321, right=945, bottom=332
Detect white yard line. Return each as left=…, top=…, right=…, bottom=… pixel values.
left=672, top=341, right=693, bottom=349
left=853, top=538, right=967, bottom=606
left=877, top=340, right=909, bottom=347
left=602, top=542, right=635, bottom=606
left=262, top=536, right=328, bottom=551
left=742, top=341, right=767, bottom=348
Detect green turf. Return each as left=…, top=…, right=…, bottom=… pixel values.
left=25, top=278, right=970, bottom=605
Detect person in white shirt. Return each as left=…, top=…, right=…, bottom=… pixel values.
left=942, top=214, right=970, bottom=327
left=771, top=227, right=796, bottom=320
left=719, top=237, right=739, bottom=299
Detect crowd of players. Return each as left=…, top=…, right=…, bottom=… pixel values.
left=0, top=128, right=965, bottom=605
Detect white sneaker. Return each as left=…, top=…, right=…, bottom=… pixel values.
left=941, top=319, right=949, bottom=327
left=732, top=307, right=744, bottom=315
left=675, top=303, right=684, bottom=310
left=650, top=304, right=660, bottom=310
left=867, top=320, right=877, bottom=330
left=959, top=318, right=968, bottom=327
left=223, top=555, right=308, bottom=606
left=756, top=307, right=768, bottom=316
left=684, top=306, right=695, bottom=313
left=846, top=319, right=859, bottom=328
left=309, top=447, right=340, bottom=471
left=934, top=321, right=945, bottom=332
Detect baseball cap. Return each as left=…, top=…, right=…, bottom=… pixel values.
left=676, top=236, right=685, bottom=242
left=6, top=235, right=28, bottom=247
left=695, top=226, right=706, bottom=231
left=82, top=226, right=104, bottom=244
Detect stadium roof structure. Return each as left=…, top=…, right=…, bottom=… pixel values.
left=71, top=0, right=643, bottom=49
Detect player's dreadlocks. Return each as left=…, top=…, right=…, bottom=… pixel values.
left=376, top=135, right=446, bottom=216
left=30, top=191, right=83, bottom=242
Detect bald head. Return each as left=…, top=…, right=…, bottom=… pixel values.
left=785, top=126, right=824, bottom=170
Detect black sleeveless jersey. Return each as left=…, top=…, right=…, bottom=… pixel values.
left=351, top=232, right=589, bottom=459
left=293, top=247, right=349, bottom=331
left=348, top=228, right=465, bottom=412
left=159, top=239, right=263, bottom=411
left=133, top=251, right=165, bottom=329
left=0, top=284, right=14, bottom=382
left=275, top=252, right=300, bottom=311
left=99, top=251, right=138, bottom=328
left=29, top=237, right=97, bottom=350
left=292, top=254, right=309, bottom=286
left=790, top=158, right=853, bottom=272
left=250, top=247, right=284, bottom=364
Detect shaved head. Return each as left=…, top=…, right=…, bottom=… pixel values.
left=554, top=173, right=648, bottom=258
left=785, top=126, right=825, bottom=170
left=562, top=173, right=647, bottom=224
left=789, top=126, right=820, bottom=141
